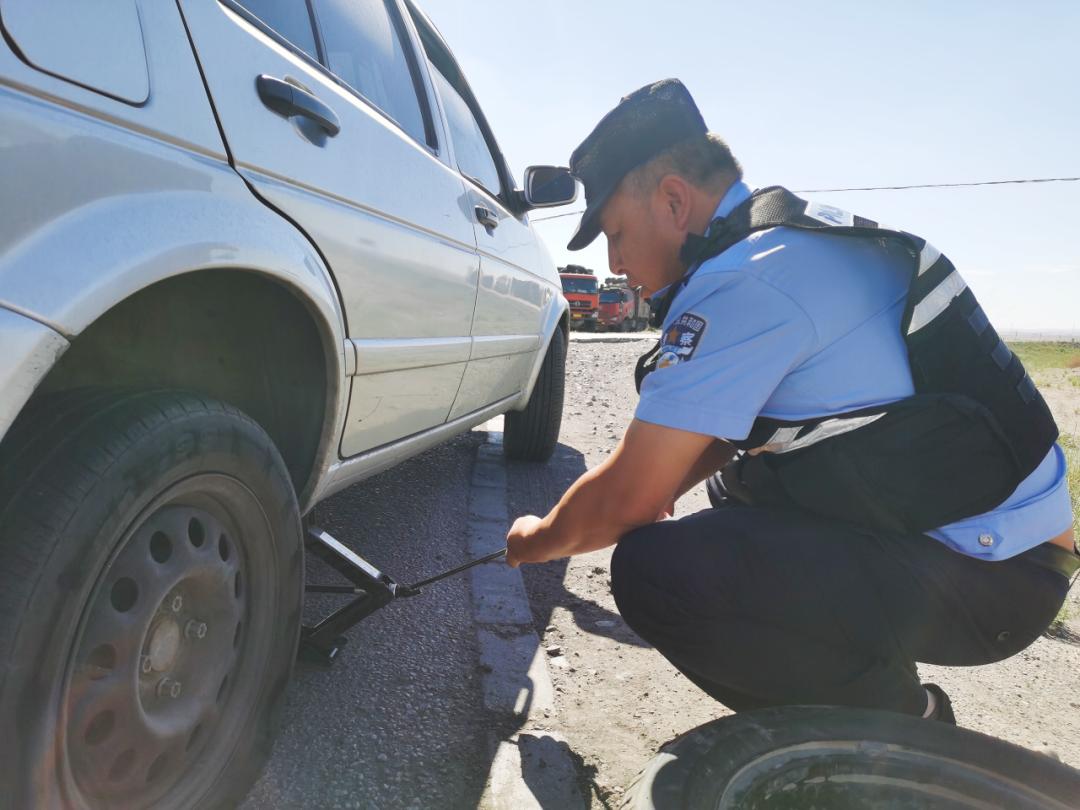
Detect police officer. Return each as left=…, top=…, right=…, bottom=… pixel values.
left=505, top=79, right=1078, bottom=722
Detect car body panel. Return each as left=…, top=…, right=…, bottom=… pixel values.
left=0, top=4, right=350, bottom=508
left=317, top=392, right=516, bottom=503
left=1, top=0, right=151, bottom=104
left=0, top=0, right=239, bottom=332
left=178, top=0, right=482, bottom=455
left=0, top=0, right=568, bottom=515
left=409, top=9, right=564, bottom=419
left=451, top=186, right=556, bottom=417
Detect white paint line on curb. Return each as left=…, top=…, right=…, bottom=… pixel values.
left=470, top=419, right=586, bottom=810
left=467, top=422, right=552, bottom=715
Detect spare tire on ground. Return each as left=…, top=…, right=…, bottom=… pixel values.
left=622, top=706, right=1080, bottom=809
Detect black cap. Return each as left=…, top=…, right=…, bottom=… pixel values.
left=567, top=79, right=708, bottom=251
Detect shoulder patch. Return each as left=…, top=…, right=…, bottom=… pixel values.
left=659, top=312, right=707, bottom=367
left=804, top=201, right=854, bottom=227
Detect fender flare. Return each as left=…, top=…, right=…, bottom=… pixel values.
left=0, top=187, right=349, bottom=504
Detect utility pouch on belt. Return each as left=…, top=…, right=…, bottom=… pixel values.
left=640, top=186, right=1059, bottom=535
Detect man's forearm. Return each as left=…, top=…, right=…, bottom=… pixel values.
left=673, top=439, right=736, bottom=500
left=506, top=419, right=718, bottom=568
left=516, top=456, right=651, bottom=564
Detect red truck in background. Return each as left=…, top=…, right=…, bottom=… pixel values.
left=598, top=280, right=650, bottom=331
left=559, top=265, right=600, bottom=330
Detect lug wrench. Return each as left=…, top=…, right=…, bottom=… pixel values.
left=396, top=547, right=508, bottom=597
left=300, top=527, right=507, bottom=665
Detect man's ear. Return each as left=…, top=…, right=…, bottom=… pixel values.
left=655, top=174, right=694, bottom=232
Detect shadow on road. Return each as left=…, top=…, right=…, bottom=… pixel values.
left=510, top=442, right=649, bottom=649
left=517, top=732, right=613, bottom=810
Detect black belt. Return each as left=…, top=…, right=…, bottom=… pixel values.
left=1020, top=540, right=1080, bottom=583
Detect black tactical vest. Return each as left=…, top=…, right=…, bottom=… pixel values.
left=636, top=186, right=1058, bottom=535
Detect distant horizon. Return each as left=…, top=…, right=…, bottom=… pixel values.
left=999, top=329, right=1080, bottom=341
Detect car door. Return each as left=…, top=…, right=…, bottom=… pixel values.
left=178, top=0, right=479, bottom=456
left=407, top=10, right=549, bottom=419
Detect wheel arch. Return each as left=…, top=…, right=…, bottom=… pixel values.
left=0, top=190, right=350, bottom=507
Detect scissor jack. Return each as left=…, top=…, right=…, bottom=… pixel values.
left=300, top=527, right=507, bottom=666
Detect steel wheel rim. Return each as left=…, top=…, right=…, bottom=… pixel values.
left=60, top=474, right=277, bottom=809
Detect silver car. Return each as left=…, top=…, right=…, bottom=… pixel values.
left=0, top=1, right=573, bottom=807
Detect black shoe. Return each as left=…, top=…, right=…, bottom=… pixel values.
left=923, top=683, right=956, bottom=724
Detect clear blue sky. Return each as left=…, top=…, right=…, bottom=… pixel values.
left=419, top=0, right=1079, bottom=332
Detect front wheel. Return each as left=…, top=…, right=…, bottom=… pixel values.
left=0, top=389, right=304, bottom=809
left=504, top=331, right=566, bottom=461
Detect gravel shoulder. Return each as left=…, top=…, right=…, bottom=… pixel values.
left=514, top=337, right=1080, bottom=807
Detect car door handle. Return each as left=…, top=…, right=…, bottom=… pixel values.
left=256, top=75, right=340, bottom=137
left=474, top=204, right=499, bottom=230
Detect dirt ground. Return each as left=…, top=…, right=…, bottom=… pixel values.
left=514, top=337, right=1080, bottom=807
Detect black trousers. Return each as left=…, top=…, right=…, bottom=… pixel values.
left=610, top=504, right=1078, bottom=716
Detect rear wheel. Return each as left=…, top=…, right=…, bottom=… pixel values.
left=504, top=331, right=566, bottom=461
left=622, top=706, right=1080, bottom=809
left=0, top=389, right=304, bottom=809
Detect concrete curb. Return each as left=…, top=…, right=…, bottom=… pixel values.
left=470, top=421, right=586, bottom=809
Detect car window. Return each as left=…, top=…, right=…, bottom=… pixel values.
left=430, top=65, right=501, bottom=195
left=311, top=0, right=429, bottom=147
left=233, top=0, right=320, bottom=60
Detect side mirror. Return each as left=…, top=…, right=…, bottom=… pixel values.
left=522, top=165, right=577, bottom=209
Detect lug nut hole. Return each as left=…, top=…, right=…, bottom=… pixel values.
left=188, top=518, right=205, bottom=548
left=234, top=571, right=242, bottom=599
left=218, top=534, right=230, bottom=562
left=149, top=531, right=172, bottom=564
left=110, top=578, right=138, bottom=613
left=85, top=710, right=115, bottom=746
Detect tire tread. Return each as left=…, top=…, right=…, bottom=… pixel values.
left=504, top=330, right=566, bottom=461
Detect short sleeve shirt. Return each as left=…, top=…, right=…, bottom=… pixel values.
left=636, top=181, right=1073, bottom=560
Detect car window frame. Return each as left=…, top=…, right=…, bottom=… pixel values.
left=219, top=0, right=440, bottom=154
left=426, top=65, right=502, bottom=195
left=404, top=0, right=518, bottom=211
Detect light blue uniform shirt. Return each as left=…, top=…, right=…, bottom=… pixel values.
left=637, top=180, right=1073, bottom=560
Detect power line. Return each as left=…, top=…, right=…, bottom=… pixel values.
left=796, top=176, right=1080, bottom=193
left=530, top=175, right=1080, bottom=223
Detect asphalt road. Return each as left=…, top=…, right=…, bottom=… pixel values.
left=244, top=432, right=494, bottom=809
